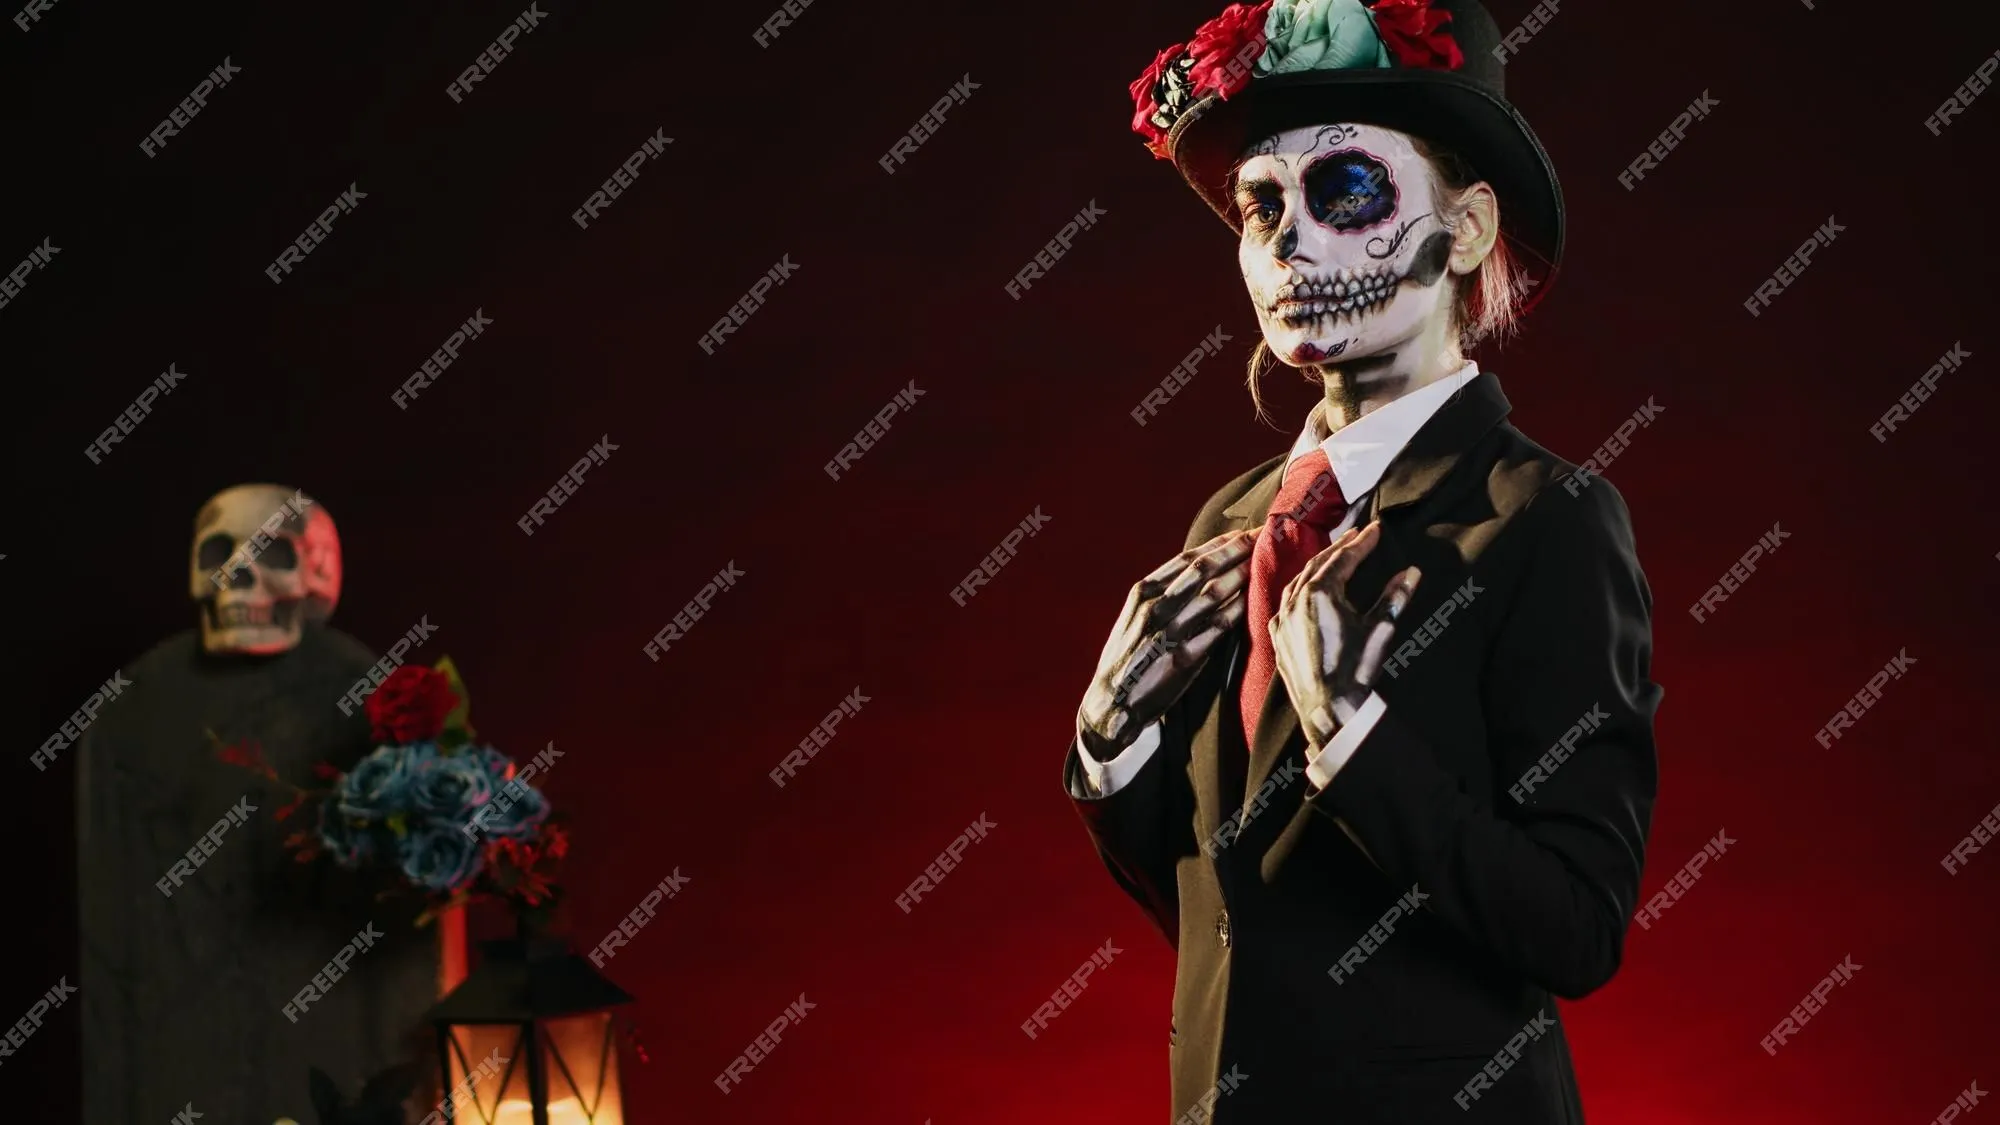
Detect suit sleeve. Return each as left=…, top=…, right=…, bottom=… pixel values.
left=1063, top=698, right=1198, bottom=950
left=1063, top=462, right=1277, bottom=951
left=1307, top=478, right=1661, bottom=999
left=1074, top=720, right=1164, bottom=795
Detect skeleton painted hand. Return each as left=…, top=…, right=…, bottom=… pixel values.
left=1078, top=530, right=1258, bottom=758
left=1268, top=521, right=1422, bottom=748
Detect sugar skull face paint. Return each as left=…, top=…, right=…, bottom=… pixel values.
left=1235, top=123, right=1457, bottom=367
left=1304, top=148, right=1397, bottom=231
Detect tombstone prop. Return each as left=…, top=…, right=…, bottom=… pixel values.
left=79, top=484, right=439, bottom=1125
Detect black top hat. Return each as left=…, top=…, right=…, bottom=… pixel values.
left=1133, top=0, right=1564, bottom=305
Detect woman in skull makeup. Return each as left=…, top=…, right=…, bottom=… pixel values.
left=1061, top=2, right=1661, bottom=1122
left=1233, top=122, right=1530, bottom=406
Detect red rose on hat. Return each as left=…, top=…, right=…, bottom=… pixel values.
left=1366, top=0, right=1463, bottom=71
left=1129, top=42, right=1188, bottom=157
left=1187, top=3, right=1273, bottom=99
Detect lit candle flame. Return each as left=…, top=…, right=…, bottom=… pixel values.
left=492, top=1097, right=593, bottom=1123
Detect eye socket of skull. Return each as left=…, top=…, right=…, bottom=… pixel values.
left=196, top=533, right=235, bottom=571
left=1304, top=150, right=1397, bottom=232
left=260, top=536, right=299, bottom=569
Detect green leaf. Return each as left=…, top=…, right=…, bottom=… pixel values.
left=434, top=655, right=476, bottom=740
left=437, top=727, right=470, bottom=753
left=386, top=812, right=408, bottom=838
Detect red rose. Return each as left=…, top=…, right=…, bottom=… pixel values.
left=365, top=665, right=458, bottom=744
left=1186, top=2, right=1273, bottom=100
left=1129, top=42, right=1186, bottom=159
left=1367, top=0, right=1464, bottom=70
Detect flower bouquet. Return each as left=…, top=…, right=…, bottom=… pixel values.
left=218, top=657, right=566, bottom=925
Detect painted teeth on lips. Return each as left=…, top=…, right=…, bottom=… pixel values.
left=1274, top=274, right=1398, bottom=322
left=1272, top=267, right=1398, bottom=313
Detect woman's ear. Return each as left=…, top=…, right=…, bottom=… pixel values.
left=1448, top=182, right=1501, bottom=278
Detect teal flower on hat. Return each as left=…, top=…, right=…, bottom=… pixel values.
left=1256, top=0, right=1392, bottom=76
left=1128, top=0, right=1462, bottom=158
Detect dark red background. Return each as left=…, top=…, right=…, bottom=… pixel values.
left=9, top=0, right=2000, bottom=1120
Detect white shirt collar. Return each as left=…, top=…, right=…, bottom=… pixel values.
left=1285, top=360, right=1480, bottom=501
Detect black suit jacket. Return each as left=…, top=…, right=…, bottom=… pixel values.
left=1064, top=373, right=1661, bottom=1124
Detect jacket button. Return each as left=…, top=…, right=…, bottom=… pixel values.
left=1215, top=910, right=1231, bottom=948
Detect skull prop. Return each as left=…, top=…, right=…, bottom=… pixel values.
left=189, top=483, right=342, bottom=655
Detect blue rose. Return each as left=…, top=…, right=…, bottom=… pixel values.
left=469, top=746, right=515, bottom=782
left=464, top=746, right=550, bottom=840
left=336, top=743, right=435, bottom=821
left=480, top=777, right=550, bottom=841
left=316, top=799, right=376, bottom=869
left=406, top=750, right=495, bottom=824
left=1257, top=0, right=1391, bottom=76
left=399, top=824, right=487, bottom=893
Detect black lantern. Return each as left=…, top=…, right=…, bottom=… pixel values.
left=425, top=927, right=634, bottom=1125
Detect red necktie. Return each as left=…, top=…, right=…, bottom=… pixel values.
left=1239, top=448, right=1350, bottom=746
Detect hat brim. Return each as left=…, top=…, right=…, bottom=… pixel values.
left=1168, top=67, right=1564, bottom=300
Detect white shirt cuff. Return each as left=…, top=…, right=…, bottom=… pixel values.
left=1076, top=720, right=1164, bottom=796
left=1306, top=692, right=1387, bottom=791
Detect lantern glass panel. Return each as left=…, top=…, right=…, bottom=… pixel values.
left=442, top=1023, right=531, bottom=1124
left=514, top=1010, right=623, bottom=1124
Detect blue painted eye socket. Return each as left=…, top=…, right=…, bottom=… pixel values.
left=1304, top=150, right=1396, bottom=231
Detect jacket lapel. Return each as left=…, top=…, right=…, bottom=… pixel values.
left=1218, top=459, right=1285, bottom=527
left=1238, top=373, right=1514, bottom=804
left=1193, top=458, right=1285, bottom=819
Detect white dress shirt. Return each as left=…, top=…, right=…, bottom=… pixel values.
left=1078, top=360, right=1479, bottom=797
